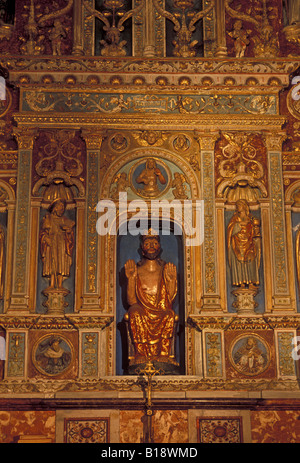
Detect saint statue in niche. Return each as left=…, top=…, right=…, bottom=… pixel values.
left=227, top=199, right=261, bottom=289
left=40, top=198, right=75, bottom=290
left=124, top=229, right=179, bottom=373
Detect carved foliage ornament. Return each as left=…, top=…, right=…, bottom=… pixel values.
left=153, top=0, right=215, bottom=57
left=215, top=132, right=268, bottom=202
left=32, top=130, right=85, bottom=202
left=84, top=0, right=144, bottom=57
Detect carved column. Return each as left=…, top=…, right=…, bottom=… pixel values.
left=143, top=0, right=156, bottom=57
left=72, top=0, right=84, bottom=55
left=80, top=129, right=106, bottom=312
left=9, top=128, right=38, bottom=313
left=265, top=131, right=294, bottom=312
left=215, top=0, right=227, bottom=57
left=196, top=131, right=223, bottom=311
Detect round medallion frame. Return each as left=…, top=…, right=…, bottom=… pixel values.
left=229, top=333, right=270, bottom=377
left=32, top=333, right=74, bottom=377
left=129, top=156, right=171, bottom=199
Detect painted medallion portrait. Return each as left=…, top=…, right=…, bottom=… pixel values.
left=229, top=335, right=270, bottom=376
left=130, top=157, right=170, bottom=199
left=33, top=334, right=73, bottom=376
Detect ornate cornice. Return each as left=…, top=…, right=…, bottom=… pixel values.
left=0, top=315, right=114, bottom=330
left=1, top=57, right=299, bottom=87
left=0, top=377, right=299, bottom=395
left=188, top=315, right=300, bottom=331
left=13, top=114, right=287, bottom=132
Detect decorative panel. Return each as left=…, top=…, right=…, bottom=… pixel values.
left=6, top=331, right=26, bottom=378
left=197, top=417, right=243, bottom=443
left=203, top=331, right=224, bottom=378
left=64, top=417, right=109, bottom=443
left=275, top=330, right=297, bottom=378
left=81, top=331, right=99, bottom=377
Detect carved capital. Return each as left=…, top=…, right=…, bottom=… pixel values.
left=81, top=129, right=107, bottom=150
left=13, top=127, right=38, bottom=150
left=263, top=131, right=287, bottom=152
left=194, top=130, right=219, bottom=150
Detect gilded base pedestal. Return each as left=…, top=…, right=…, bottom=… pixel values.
left=127, top=360, right=180, bottom=376
left=232, top=287, right=258, bottom=315
left=43, top=287, right=69, bottom=315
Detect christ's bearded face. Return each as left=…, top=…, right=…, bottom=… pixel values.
left=141, top=237, right=161, bottom=260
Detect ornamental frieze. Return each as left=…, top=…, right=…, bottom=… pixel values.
left=21, top=90, right=278, bottom=115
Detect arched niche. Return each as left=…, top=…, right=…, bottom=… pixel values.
left=219, top=181, right=267, bottom=315
left=100, top=147, right=201, bottom=201
left=115, top=220, right=186, bottom=376
left=98, top=150, right=201, bottom=375
left=30, top=129, right=86, bottom=315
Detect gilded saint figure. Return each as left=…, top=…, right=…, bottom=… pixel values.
left=136, top=159, right=166, bottom=197
left=227, top=199, right=261, bottom=289
left=124, top=230, right=178, bottom=368
left=49, top=19, right=66, bottom=56
left=40, top=199, right=75, bottom=290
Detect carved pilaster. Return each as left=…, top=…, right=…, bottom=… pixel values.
left=196, top=131, right=223, bottom=311
left=9, top=128, right=38, bottom=312
left=264, top=131, right=294, bottom=312
left=80, top=129, right=106, bottom=311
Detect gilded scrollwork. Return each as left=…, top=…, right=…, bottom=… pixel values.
left=21, top=89, right=278, bottom=116
left=84, top=0, right=144, bottom=56
left=152, top=0, right=215, bottom=57
left=215, top=132, right=268, bottom=202
left=32, top=130, right=85, bottom=202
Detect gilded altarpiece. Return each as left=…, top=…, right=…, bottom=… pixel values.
left=0, top=0, right=299, bottom=444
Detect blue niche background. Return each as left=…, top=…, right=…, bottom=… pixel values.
left=95, top=0, right=133, bottom=56
left=165, top=0, right=204, bottom=57
left=292, top=212, right=300, bottom=312
left=36, top=207, right=76, bottom=314
left=116, top=222, right=185, bottom=375
left=225, top=209, right=265, bottom=314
